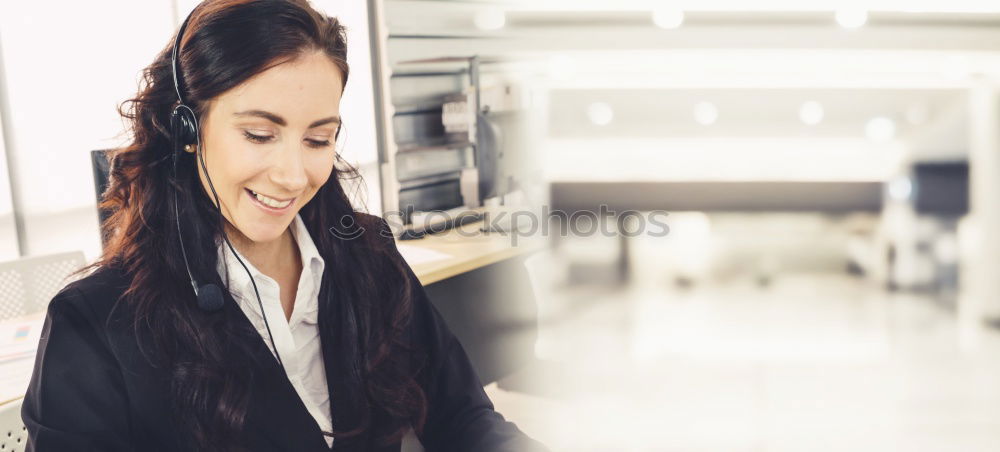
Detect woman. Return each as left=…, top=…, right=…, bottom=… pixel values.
left=21, top=1, right=547, bottom=451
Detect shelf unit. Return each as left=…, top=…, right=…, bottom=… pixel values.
left=367, top=5, right=487, bottom=225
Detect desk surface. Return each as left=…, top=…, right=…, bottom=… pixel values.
left=399, top=218, right=544, bottom=285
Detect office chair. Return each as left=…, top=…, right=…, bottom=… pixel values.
left=0, top=398, right=26, bottom=451
left=0, top=252, right=86, bottom=321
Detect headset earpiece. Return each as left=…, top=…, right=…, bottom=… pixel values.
left=171, top=104, right=199, bottom=150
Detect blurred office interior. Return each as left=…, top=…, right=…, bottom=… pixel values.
left=372, top=1, right=1000, bottom=451
left=3, top=0, right=1000, bottom=451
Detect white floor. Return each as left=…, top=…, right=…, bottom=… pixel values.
left=486, top=267, right=1000, bottom=452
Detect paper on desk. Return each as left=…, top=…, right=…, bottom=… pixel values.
left=0, top=356, right=33, bottom=403
left=396, top=244, right=452, bottom=266
left=0, top=314, right=44, bottom=363
left=0, top=314, right=44, bottom=402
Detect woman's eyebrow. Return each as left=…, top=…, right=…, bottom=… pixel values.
left=233, top=109, right=341, bottom=128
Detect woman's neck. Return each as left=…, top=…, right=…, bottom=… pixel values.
left=223, top=222, right=300, bottom=279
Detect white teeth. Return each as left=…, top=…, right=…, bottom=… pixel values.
left=251, top=190, right=292, bottom=209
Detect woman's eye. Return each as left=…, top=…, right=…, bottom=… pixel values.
left=305, top=138, right=333, bottom=149
left=243, top=130, right=273, bottom=143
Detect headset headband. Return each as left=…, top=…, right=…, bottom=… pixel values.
left=171, top=12, right=193, bottom=105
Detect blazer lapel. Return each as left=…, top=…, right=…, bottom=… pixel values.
left=223, top=292, right=332, bottom=451
left=318, top=275, right=373, bottom=451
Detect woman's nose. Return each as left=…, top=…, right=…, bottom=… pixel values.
left=268, top=143, right=308, bottom=192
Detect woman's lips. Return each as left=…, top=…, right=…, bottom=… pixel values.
left=245, top=188, right=295, bottom=215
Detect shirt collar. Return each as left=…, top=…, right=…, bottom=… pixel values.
left=288, top=213, right=325, bottom=290
left=215, top=214, right=326, bottom=320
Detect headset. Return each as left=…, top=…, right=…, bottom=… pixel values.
left=170, top=8, right=285, bottom=372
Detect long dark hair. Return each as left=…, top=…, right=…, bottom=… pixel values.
left=89, top=0, right=426, bottom=449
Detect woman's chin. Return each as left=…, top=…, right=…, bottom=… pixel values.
left=252, top=227, right=288, bottom=243
left=231, top=216, right=291, bottom=244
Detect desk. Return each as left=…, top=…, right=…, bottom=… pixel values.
left=399, top=218, right=544, bottom=285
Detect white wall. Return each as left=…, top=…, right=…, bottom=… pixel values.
left=312, top=0, right=382, bottom=214
left=0, top=105, right=16, bottom=260
left=0, top=0, right=176, bottom=259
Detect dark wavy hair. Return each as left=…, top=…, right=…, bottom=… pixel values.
left=86, top=0, right=426, bottom=450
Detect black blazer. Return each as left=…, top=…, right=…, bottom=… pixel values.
left=21, top=225, right=547, bottom=452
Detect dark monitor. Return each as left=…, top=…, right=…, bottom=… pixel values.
left=90, top=150, right=111, bottom=248
left=912, top=161, right=968, bottom=216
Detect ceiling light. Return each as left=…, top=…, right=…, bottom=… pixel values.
left=474, top=8, right=506, bottom=31
left=652, top=9, right=684, bottom=29
left=866, top=116, right=897, bottom=142
left=587, top=102, right=614, bottom=126
left=835, top=9, right=868, bottom=28
left=799, top=101, right=825, bottom=125
left=694, top=102, right=719, bottom=126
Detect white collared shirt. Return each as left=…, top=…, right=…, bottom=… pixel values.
left=216, top=214, right=333, bottom=448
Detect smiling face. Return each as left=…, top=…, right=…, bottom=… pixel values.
left=196, top=50, right=344, bottom=245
